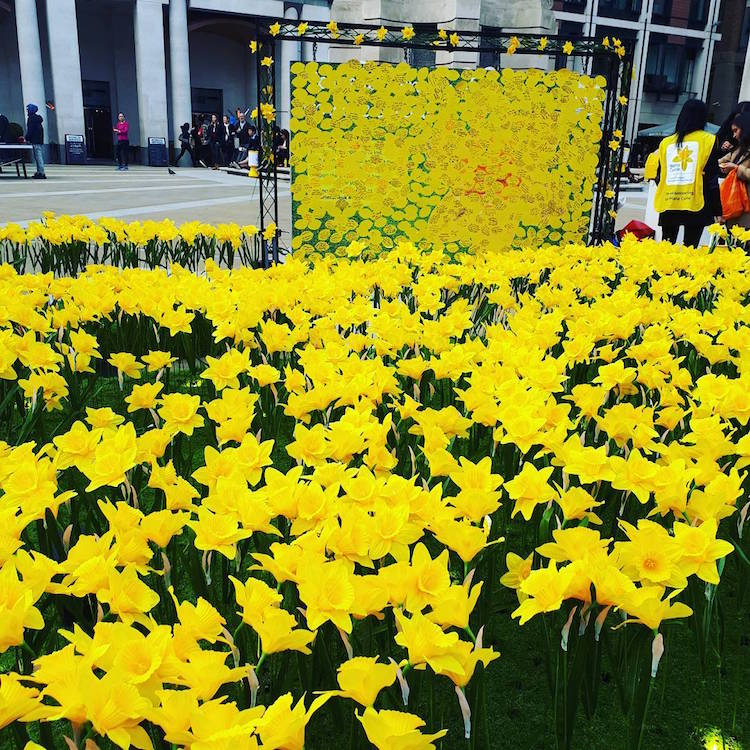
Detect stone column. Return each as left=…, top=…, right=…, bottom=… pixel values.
left=741, top=43, right=750, bottom=103
left=169, top=0, right=192, bottom=144
left=436, top=0, right=481, bottom=70
left=693, top=0, right=721, bottom=101
left=625, top=0, right=652, bottom=143
left=134, top=0, right=169, bottom=153
left=301, top=3, right=331, bottom=64
left=582, top=0, right=596, bottom=76
left=489, top=0, right=556, bottom=72
left=279, top=5, right=301, bottom=130
left=328, top=0, right=381, bottom=63
left=14, top=0, right=46, bottom=117
left=46, top=0, right=86, bottom=156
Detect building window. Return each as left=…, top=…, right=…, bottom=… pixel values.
left=651, top=0, right=708, bottom=27
left=643, top=34, right=700, bottom=100
left=651, top=0, right=672, bottom=24
left=407, top=24, right=437, bottom=68
left=192, top=88, right=223, bottom=119
left=82, top=80, right=111, bottom=109
left=555, top=20, right=584, bottom=70
left=479, top=25, right=501, bottom=69
left=688, top=0, right=710, bottom=29
left=591, top=25, right=637, bottom=77
left=552, top=0, right=588, bottom=12
left=597, top=0, right=642, bottom=21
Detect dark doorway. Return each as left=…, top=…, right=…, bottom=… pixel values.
left=84, top=108, right=114, bottom=159
left=82, top=80, right=114, bottom=160
left=192, top=87, right=224, bottom=120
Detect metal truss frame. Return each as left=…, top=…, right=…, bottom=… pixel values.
left=251, top=20, right=633, bottom=261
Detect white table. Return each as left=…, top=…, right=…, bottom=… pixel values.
left=0, top=144, right=33, bottom=178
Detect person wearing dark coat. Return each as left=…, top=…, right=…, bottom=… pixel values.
left=233, top=113, right=250, bottom=167
left=248, top=126, right=260, bottom=153
left=25, top=103, right=46, bottom=179
left=277, top=128, right=290, bottom=167
left=222, top=115, right=236, bottom=166
left=238, top=124, right=260, bottom=170
left=208, top=114, right=225, bottom=169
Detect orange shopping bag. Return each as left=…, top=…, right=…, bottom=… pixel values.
left=720, top=168, right=750, bottom=220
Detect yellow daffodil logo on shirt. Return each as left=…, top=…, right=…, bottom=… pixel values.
left=673, top=146, right=694, bottom=171
left=289, top=60, right=606, bottom=257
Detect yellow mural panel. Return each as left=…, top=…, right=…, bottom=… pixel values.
left=290, top=60, right=606, bottom=256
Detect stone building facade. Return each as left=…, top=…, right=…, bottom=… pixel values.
left=0, top=0, right=745, bottom=162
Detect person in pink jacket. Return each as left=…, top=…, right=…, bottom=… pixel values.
left=113, top=113, right=129, bottom=171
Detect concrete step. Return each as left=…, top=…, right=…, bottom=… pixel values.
left=218, top=166, right=291, bottom=181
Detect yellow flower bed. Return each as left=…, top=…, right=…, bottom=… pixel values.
left=0, top=214, right=262, bottom=275
left=0, top=236, right=748, bottom=749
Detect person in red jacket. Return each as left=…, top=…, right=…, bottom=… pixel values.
left=113, top=113, right=129, bottom=171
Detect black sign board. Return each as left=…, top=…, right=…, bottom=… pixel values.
left=147, top=136, right=168, bottom=167
left=64, top=134, right=86, bottom=165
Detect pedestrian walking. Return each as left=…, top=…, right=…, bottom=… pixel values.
left=25, top=104, right=46, bottom=179
left=653, top=99, right=721, bottom=247
left=113, top=113, right=129, bottom=171
left=174, top=122, right=195, bottom=166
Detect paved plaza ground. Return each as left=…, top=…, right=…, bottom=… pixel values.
left=0, top=164, right=674, bottom=245
left=0, top=165, right=292, bottom=232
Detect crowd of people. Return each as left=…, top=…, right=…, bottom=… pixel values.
left=104, top=109, right=289, bottom=173
left=173, top=109, right=290, bottom=171
left=651, top=98, right=750, bottom=245
left=3, top=104, right=289, bottom=178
